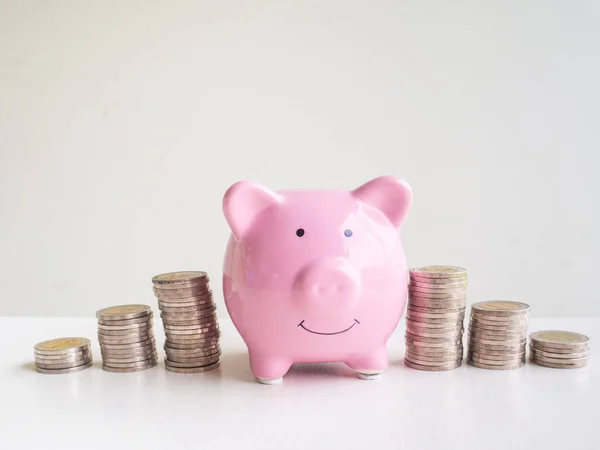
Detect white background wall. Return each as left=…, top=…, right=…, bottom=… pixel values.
left=1, top=1, right=598, bottom=317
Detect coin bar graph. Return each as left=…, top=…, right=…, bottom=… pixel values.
left=32, top=266, right=591, bottom=375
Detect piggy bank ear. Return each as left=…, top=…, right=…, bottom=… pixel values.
left=223, top=180, right=283, bottom=239
left=352, top=176, right=413, bottom=228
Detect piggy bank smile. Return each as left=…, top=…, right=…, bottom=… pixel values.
left=298, top=319, right=360, bottom=336
left=222, top=175, right=412, bottom=384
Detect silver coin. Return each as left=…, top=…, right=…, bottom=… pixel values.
left=34, top=337, right=91, bottom=355
left=467, top=359, right=525, bottom=370
left=163, top=326, right=220, bottom=336
left=406, top=310, right=465, bottom=321
left=406, top=342, right=462, bottom=354
left=409, top=266, right=467, bottom=279
left=404, top=353, right=462, bottom=367
left=406, top=318, right=464, bottom=329
left=153, top=286, right=211, bottom=298
left=98, top=333, right=154, bottom=345
left=467, top=347, right=525, bottom=357
left=528, top=346, right=590, bottom=359
left=404, top=358, right=461, bottom=371
left=469, top=318, right=528, bottom=331
left=163, top=321, right=218, bottom=331
left=529, top=330, right=590, bottom=350
left=96, top=304, right=152, bottom=320
left=101, top=342, right=156, bottom=355
left=471, top=301, right=529, bottom=316
left=405, top=332, right=462, bottom=343
left=468, top=335, right=526, bottom=346
left=468, top=340, right=526, bottom=352
left=467, top=351, right=525, bottom=363
left=530, top=353, right=590, bottom=364
left=165, top=354, right=222, bottom=368
left=159, top=304, right=216, bottom=314
left=97, top=326, right=153, bottom=336
left=100, top=336, right=156, bottom=350
left=152, top=279, right=208, bottom=291
left=408, top=304, right=466, bottom=313
left=165, top=337, right=221, bottom=346
left=35, top=360, right=93, bottom=374
left=406, top=325, right=463, bottom=337
left=157, top=294, right=214, bottom=307
left=468, top=327, right=527, bottom=340
left=162, top=316, right=217, bottom=328
left=152, top=271, right=208, bottom=285
left=165, top=329, right=220, bottom=338
left=165, top=360, right=221, bottom=373
left=103, top=356, right=158, bottom=369
left=409, top=278, right=468, bottom=288
left=34, top=349, right=91, bottom=361
left=164, top=346, right=221, bottom=358
left=97, top=321, right=153, bottom=331
left=405, top=336, right=462, bottom=348
left=529, top=358, right=589, bottom=369
left=35, top=357, right=93, bottom=370
left=409, top=284, right=467, bottom=294
left=102, top=360, right=158, bottom=373
left=409, top=289, right=467, bottom=300
left=405, top=350, right=462, bottom=362
left=97, top=314, right=154, bottom=326
left=468, top=354, right=525, bottom=366
left=103, top=352, right=159, bottom=364
left=409, top=298, right=467, bottom=309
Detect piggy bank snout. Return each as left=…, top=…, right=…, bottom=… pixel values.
left=294, top=258, right=361, bottom=313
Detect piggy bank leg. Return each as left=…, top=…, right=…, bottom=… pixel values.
left=346, top=346, right=388, bottom=380
left=249, top=353, right=292, bottom=385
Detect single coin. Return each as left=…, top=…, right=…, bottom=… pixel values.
left=468, top=327, right=527, bottom=340
left=97, top=321, right=153, bottom=331
left=165, top=349, right=221, bottom=361
left=406, top=343, right=462, bottom=354
left=405, top=332, right=462, bottom=344
left=96, top=305, right=152, bottom=320
left=102, top=360, right=158, bottom=373
left=102, top=350, right=157, bottom=361
left=409, top=289, right=467, bottom=300
left=97, top=314, right=154, bottom=326
left=467, top=359, right=525, bottom=370
left=103, top=356, right=158, bottom=369
left=103, top=352, right=158, bottom=364
left=406, top=310, right=465, bottom=321
left=97, top=326, right=153, bottom=336
left=158, top=300, right=214, bottom=310
left=162, top=316, right=217, bottom=327
left=530, top=353, right=590, bottom=365
left=164, top=347, right=221, bottom=358
left=529, top=358, right=588, bottom=369
left=468, top=354, right=525, bottom=366
left=100, top=337, right=156, bottom=350
left=165, top=355, right=221, bottom=368
left=469, top=318, right=528, bottom=331
left=409, top=286, right=467, bottom=296
left=165, top=337, right=221, bottom=346
left=469, top=313, right=529, bottom=324
left=528, top=346, right=590, bottom=359
left=152, top=271, right=208, bottom=286
left=405, top=350, right=462, bottom=363
left=529, top=330, right=590, bottom=349
left=468, top=341, right=526, bottom=353
left=165, top=329, right=220, bottom=339
left=405, top=337, right=462, bottom=348
left=34, top=349, right=91, bottom=361
left=409, top=298, right=467, bottom=309
left=471, top=301, right=529, bottom=316
left=35, top=357, right=93, bottom=370
left=406, top=326, right=463, bottom=338
left=163, top=325, right=220, bottom=336
left=35, top=360, right=93, bottom=374
left=153, top=286, right=211, bottom=297
left=98, top=333, right=154, bottom=345
left=34, top=337, right=91, bottom=355
left=404, top=354, right=462, bottom=367
left=468, top=351, right=525, bottom=361
left=165, top=360, right=221, bottom=373
left=529, top=343, right=588, bottom=354
left=467, top=347, right=525, bottom=357
left=410, top=278, right=468, bottom=288
left=468, top=336, right=525, bottom=346
left=159, top=305, right=216, bottom=315
left=408, top=304, right=466, bottom=314
left=152, top=277, right=208, bottom=289
left=404, top=358, right=461, bottom=371
left=409, top=266, right=467, bottom=279
left=163, top=322, right=219, bottom=332
left=406, top=318, right=463, bottom=329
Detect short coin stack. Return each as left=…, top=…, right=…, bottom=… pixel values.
left=529, top=330, right=591, bottom=369
left=404, top=266, right=468, bottom=371
left=34, top=337, right=93, bottom=374
left=96, top=305, right=158, bottom=372
left=152, top=271, right=221, bottom=373
left=467, top=301, right=529, bottom=370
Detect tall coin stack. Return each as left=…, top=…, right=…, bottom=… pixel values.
left=529, top=330, right=591, bottom=369
left=152, top=271, right=221, bottom=373
left=467, top=301, right=529, bottom=370
left=404, top=266, right=468, bottom=371
left=96, top=305, right=158, bottom=372
left=34, top=337, right=93, bottom=374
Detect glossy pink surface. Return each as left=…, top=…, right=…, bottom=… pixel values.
left=222, top=176, right=412, bottom=382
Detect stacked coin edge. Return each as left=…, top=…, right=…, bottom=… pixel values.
left=405, top=266, right=468, bottom=371
left=529, top=330, right=591, bottom=369
left=153, top=271, right=221, bottom=373
left=34, top=337, right=93, bottom=374
left=467, top=301, right=529, bottom=370
left=96, top=305, right=158, bottom=372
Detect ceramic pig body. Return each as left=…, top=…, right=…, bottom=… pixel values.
left=222, top=176, right=412, bottom=384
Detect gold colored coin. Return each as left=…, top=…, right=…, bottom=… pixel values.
left=34, top=337, right=90, bottom=353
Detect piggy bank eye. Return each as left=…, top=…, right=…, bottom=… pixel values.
left=296, top=228, right=305, bottom=237
left=344, top=229, right=353, bottom=237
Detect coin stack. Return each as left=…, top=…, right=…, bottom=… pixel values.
left=404, top=266, right=468, bottom=371
left=152, top=271, right=221, bottom=373
left=34, top=337, right=93, bottom=374
left=529, top=330, right=591, bottom=369
left=467, top=301, right=529, bottom=370
left=96, top=305, right=158, bottom=373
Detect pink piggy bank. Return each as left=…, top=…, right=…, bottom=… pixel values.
left=222, top=176, right=412, bottom=384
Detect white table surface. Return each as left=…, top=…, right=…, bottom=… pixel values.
left=0, top=316, right=597, bottom=450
